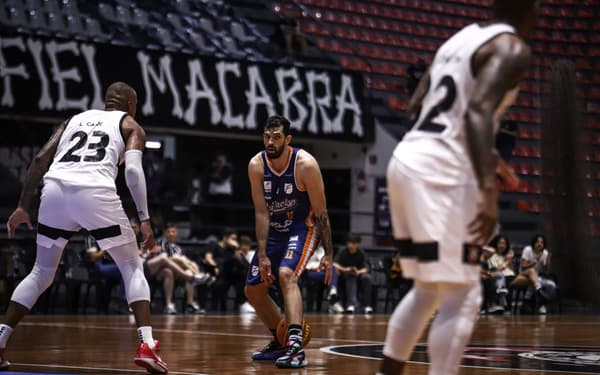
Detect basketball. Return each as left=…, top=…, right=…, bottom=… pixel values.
left=276, top=318, right=311, bottom=347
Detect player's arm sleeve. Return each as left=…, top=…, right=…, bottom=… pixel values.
left=125, top=149, right=150, bottom=221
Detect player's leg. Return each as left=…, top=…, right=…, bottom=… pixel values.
left=81, top=187, right=166, bottom=374
left=424, top=183, right=484, bottom=375
left=1, top=180, right=77, bottom=371
left=426, top=282, right=481, bottom=375
left=245, top=237, right=287, bottom=360
left=0, top=242, right=68, bottom=370
left=106, top=241, right=167, bottom=374
left=275, top=226, right=318, bottom=368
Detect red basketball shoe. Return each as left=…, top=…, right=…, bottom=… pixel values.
left=134, top=340, right=168, bottom=373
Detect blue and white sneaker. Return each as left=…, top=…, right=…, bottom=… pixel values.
left=251, top=340, right=286, bottom=361
left=275, top=341, right=307, bottom=368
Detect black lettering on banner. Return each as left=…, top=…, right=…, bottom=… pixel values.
left=58, top=130, right=109, bottom=163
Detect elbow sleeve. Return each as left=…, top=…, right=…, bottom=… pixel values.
left=125, top=150, right=150, bottom=221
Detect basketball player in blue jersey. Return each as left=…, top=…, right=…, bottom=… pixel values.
left=246, top=115, right=334, bottom=368
left=0, top=82, right=171, bottom=373
left=379, top=1, right=538, bottom=374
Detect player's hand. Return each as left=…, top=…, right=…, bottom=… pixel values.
left=468, top=186, right=498, bottom=245
left=139, top=220, right=156, bottom=252
left=258, top=255, right=274, bottom=284
left=7, top=207, right=33, bottom=239
left=319, top=254, right=333, bottom=286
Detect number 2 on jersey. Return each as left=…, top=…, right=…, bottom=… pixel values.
left=416, top=75, right=457, bottom=133
left=58, top=130, right=109, bottom=163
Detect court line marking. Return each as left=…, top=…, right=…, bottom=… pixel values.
left=320, top=344, right=600, bottom=374
left=10, top=362, right=207, bottom=375
left=18, top=321, right=381, bottom=344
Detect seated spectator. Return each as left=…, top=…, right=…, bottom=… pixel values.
left=480, top=246, right=499, bottom=313
left=84, top=236, right=126, bottom=312
left=140, top=223, right=212, bottom=315
left=224, top=235, right=253, bottom=312
left=303, top=245, right=343, bottom=314
left=510, top=234, right=552, bottom=314
left=333, top=234, right=373, bottom=314
left=202, top=227, right=239, bottom=311
left=387, top=250, right=412, bottom=304
left=157, top=223, right=205, bottom=314
left=487, top=234, right=515, bottom=311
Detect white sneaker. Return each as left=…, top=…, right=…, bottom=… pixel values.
left=364, top=306, right=374, bottom=314
left=345, top=305, right=355, bottom=314
left=538, top=305, right=547, bottom=314
left=488, top=304, right=505, bottom=314
left=328, top=302, right=344, bottom=314
left=496, top=288, right=509, bottom=295
left=165, top=303, right=177, bottom=315
left=328, top=286, right=338, bottom=299
left=240, top=302, right=256, bottom=314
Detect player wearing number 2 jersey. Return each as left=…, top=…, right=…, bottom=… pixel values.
left=0, top=82, right=168, bottom=373
left=379, top=1, right=538, bottom=375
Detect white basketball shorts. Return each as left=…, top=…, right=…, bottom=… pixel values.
left=37, top=179, right=136, bottom=250
left=386, top=156, right=481, bottom=284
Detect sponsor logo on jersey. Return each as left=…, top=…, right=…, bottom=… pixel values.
left=251, top=265, right=259, bottom=277
left=284, top=183, right=293, bottom=194
left=264, top=181, right=272, bottom=193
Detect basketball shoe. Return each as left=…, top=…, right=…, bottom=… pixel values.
left=0, top=348, right=10, bottom=371
left=275, top=341, right=307, bottom=368
left=134, top=340, right=168, bottom=374
left=251, top=340, right=286, bottom=360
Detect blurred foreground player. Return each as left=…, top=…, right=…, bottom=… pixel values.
left=380, top=1, right=538, bottom=374
left=0, top=82, right=168, bottom=373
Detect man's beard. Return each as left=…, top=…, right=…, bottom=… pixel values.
left=266, top=144, right=285, bottom=159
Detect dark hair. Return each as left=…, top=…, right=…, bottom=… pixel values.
left=347, top=233, right=362, bottom=243
left=530, top=234, right=546, bottom=249
left=264, top=115, right=291, bottom=136
left=239, top=235, right=252, bottom=246
left=165, top=222, right=177, bottom=230
left=488, top=234, right=511, bottom=254
left=492, top=0, right=536, bottom=20
left=222, top=227, right=237, bottom=238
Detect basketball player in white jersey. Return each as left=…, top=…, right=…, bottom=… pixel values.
left=0, top=82, right=169, bottom=373
left=379, top=1, right=538, bottom=374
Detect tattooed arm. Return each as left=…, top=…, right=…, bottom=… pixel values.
left=298, top=150, right=334, bottom=285
left=7, top=121, right=67, bottom=238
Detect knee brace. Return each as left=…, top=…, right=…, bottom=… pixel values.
left=106, top=242, right=150, bottom=304
left=427, top=282, right=481, bottom=375
left=383, top=282, right=443, bottom=362
left=11, top=263, right=57, bottom=309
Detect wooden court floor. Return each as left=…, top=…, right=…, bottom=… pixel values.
left=2, top=314, right=600, bottom=374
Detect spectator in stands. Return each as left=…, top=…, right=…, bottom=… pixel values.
left=303, top=245, right=343, bottom=314
left=206, top=151, right=234, bottom=226
left=85, top=235, right=126, bottom=311
left=142, top=224, right=212, bottom=315
left=232, top=235, right=254, bottom=313
left=279, top=3, right=307, bottom=59
left=487, top=234, right=515, bottom=311
left=202, top=227, right=239, bottom=311
left=157, top=224, right=203, bottom=314
left=333, top=234, right=373, bottom=314
left=479, top=246, right=500, bottom=313
left=510, top=234, right=552, bottom=314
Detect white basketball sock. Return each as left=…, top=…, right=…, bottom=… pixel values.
left=138, top=326, right=155, bottom=349
left=0, top=324, right=13, bottom=348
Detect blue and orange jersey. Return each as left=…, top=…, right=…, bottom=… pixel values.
left=261, top=147, right=312, bottom=234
